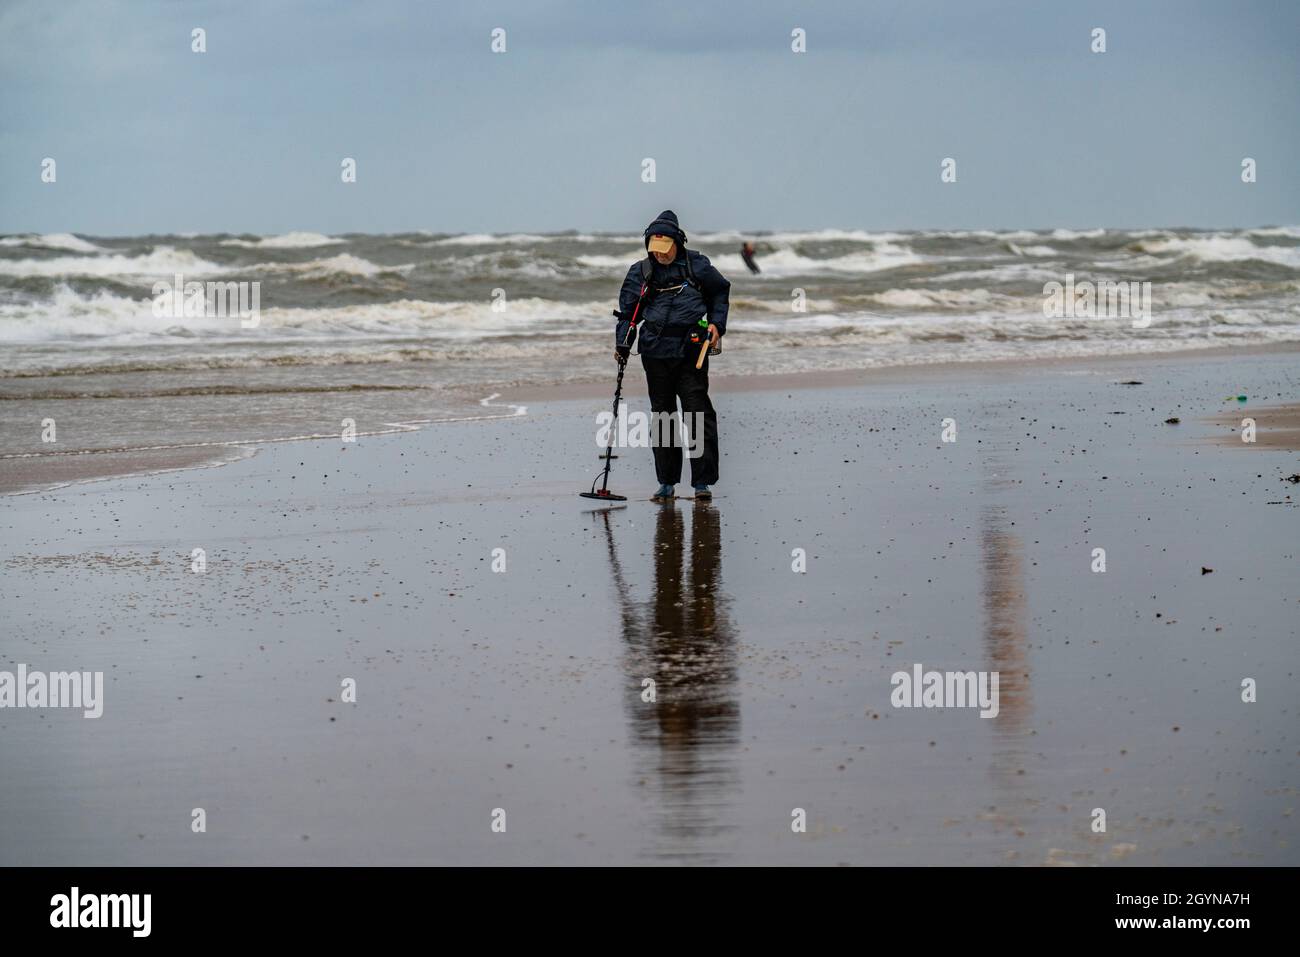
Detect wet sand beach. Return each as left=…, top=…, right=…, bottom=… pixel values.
left=1208, top=400, right=1300, bottom=450
left=0, top=349, right=1296, bottom=865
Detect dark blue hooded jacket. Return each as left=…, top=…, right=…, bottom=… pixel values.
left=615, top=210, right=731, bottom=359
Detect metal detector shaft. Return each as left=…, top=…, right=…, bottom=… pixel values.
left=595, top=358, right=628, bottom=494
left=581, top=284, right=648, bottom=502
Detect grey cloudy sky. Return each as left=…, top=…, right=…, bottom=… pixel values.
left=2, top=0, right=1297, bottom=235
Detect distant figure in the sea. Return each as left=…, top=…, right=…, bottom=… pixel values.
left=614, top=210, right=730, bottom=502
left=740, top=242, right=760, bottom=275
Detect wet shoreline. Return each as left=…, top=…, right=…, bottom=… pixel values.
left=1, top=348, right=1295, bottom=864
left=5, top=343, right=1298, bottom=495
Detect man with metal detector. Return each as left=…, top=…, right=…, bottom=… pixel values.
left=613, top=210, right=730, bottom=502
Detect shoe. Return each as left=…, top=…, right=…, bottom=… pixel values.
left=692, top=485, right=712, bottom=501
left=652, top=484, right=674, bottom=501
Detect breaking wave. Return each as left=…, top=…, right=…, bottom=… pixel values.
left=0, top=246, right=223, bottom=279
left=219, top=231, right=342, bottom=249
left=0, top=233, right=107, bottom=254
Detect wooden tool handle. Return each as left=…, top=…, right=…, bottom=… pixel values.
left=695, top=337, right=710, bottom=369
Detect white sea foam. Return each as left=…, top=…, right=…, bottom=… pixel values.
left=5, top=297, right=1299, bottom=379
left=866, top=288, right=1006, bottom=309
left=1005, top=243, right=1059, bottom=257
left=693, top=229, right=912, bottom=245
left=407, top=233, right=641, bottom=246
left=1049, top=228, right=1107, bottom=240
left=441, top=251, right=596, bottom=279
left=0, top=246, right=223, bottom=279
left=431, top=233, right=553, bottom=246
left=0, top=233, right=107, bottom=254
left=0, top=286, right=228, bottom=342
left=705, top=243, right=924, bottom=277
left=574, top=253, right=649, bottom=271
left=1247, top=226, right=1300, bottom=238
left=0, top=289, right=608, bottom=345
left=728, top=296, right=838, bottom=313
left=917, top=229, right=1041, bottom=241
left=247, top=253, right=409, bottom=278
left=219, top=231, right=342, bottom=249
left=4, top=230, right=1298, bottom=382
left=1134, top=235, right=1300, bottom=267
left=938, top=263, right=1063, bottom=283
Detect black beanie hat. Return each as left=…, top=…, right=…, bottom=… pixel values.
left=643, top=209, right=686, bottom=248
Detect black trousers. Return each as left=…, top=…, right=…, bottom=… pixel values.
left=640, top=353, right=719, bottom=487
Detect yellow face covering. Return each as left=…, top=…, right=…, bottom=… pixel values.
left=647, top=235, right=675, bottom=256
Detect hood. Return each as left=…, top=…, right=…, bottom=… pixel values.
left=643, top=209, right=687, bottom=248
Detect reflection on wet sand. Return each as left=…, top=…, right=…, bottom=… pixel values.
left=592, top=504, right=740, bottom=863
left=981, top=505, right=1031, bottom=745
left=980, top=440, right=1035, bottom=823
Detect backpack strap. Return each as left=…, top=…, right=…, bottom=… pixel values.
left=683, top=251, right=716, bottom=318
left=613, top=260, right=656, bottom=348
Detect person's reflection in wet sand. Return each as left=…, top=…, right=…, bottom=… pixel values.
left=591, top=503, right=740, bottom=863
left=979, top=439, right=1035, bottom=848
left=980, top=504, right=1031, bottom=752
